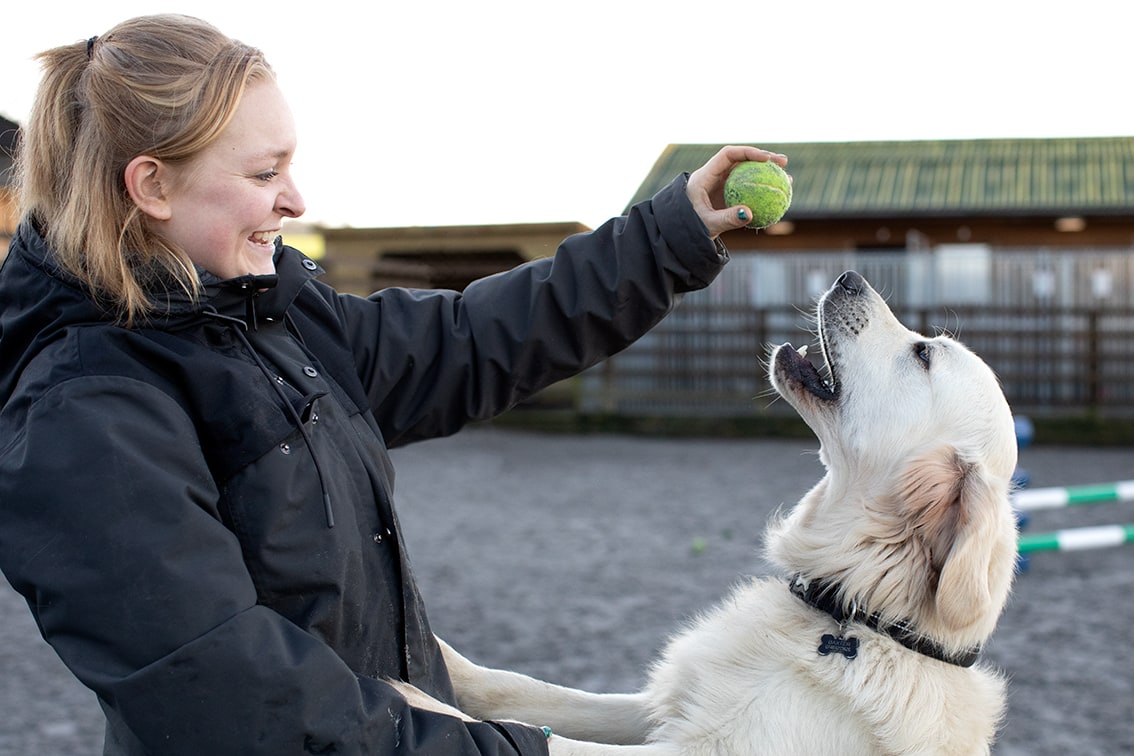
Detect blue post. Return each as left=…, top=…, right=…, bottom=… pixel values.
left=1013, top=415, right=1033, bottom=572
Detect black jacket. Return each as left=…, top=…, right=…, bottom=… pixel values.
left=0, top=175, right=726, bottom=755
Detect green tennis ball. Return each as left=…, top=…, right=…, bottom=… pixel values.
left=724, top=161, right=792, bottom=229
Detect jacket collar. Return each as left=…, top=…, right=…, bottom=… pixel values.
left=196, top=238, right=324, bottom=327
left=130, top=236, right=324, bottom=329
left=2, top=219, right=324, bottom=344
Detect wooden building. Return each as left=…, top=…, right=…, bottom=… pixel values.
left=625, top=138, right=1134, bottom=308
left=320, top=221, right=590, bottom=297
left=631, top=138, right=1134, bottom=252
left=587, top=137, right=1134, bottom=422
left=0, top=115, right=18, bottom=259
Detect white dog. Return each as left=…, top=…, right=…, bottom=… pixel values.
left=401, top=271, right=1019, bottom=755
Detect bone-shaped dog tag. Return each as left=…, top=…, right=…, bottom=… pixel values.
left=818, top=633, right=859, bottom=659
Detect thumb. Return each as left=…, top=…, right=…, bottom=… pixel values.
left=703, top=205, right=756, bottom=238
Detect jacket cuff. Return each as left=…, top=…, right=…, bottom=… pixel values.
left=490, top=720, right=551, bottom=755
left=649, top=173, right=729, bottom=290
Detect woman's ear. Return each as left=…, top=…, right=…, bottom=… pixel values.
left=124, top=155, right=172, bottom=221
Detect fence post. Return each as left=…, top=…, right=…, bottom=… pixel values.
left=755, top=307, right=768, bottom=398
left=601, top=357, right=616, bottom=413
left=1087, top=309, right=1100, bottom=410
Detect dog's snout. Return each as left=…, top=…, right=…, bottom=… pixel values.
left=837, top=271, right=865, bottom=295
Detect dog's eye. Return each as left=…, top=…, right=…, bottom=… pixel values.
left=914, top=342, right=932, bottom=368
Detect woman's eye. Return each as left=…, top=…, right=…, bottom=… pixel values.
left=256, top=170, right=279, bottom=182
left=914, top=342, right=932, bottom=368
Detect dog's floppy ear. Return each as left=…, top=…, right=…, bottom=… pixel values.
left=901, top=447, right=1000, bottom=631
left=936, top=470, right=999, bottom=631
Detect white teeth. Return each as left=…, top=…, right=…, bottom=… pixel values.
left=796, top=344, right=809, bottom=357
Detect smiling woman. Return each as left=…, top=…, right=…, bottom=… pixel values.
left=0, top=12, right=777, bottom=756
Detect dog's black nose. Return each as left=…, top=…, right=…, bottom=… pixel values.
left=837, top=271, right=865, bottom=294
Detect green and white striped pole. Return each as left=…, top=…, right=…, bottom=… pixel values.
left=1013, top=480, right=1134, bottom=562
left=1012, top=480, right=1134, bottom=511
left=1018, top=523, right=1134, bottom=554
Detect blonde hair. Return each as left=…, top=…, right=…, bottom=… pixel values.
left=15, top=14, right=274, bottom=324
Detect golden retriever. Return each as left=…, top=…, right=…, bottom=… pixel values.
left=400, top=270, right=1019, bottom=755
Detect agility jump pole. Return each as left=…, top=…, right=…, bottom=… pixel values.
left=1012, top=480, right=1134, bottom=558
left=1011, top=480, right=1134, bottom=512
left=1018, top=523, right=1134, bottom=554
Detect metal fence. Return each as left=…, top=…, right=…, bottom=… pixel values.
left=579, top=249, right=1134, bottom=418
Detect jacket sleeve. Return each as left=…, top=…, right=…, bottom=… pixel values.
left=330, top=173, right=727, bottom=446
left=0, top=374, right=548, bottom=756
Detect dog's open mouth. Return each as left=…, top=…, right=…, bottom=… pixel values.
left=774, top=341, right=838, bottom=402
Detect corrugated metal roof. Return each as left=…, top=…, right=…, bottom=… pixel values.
left=625, top=137, right=1134, bottom=219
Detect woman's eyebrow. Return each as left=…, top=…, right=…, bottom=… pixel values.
left=246, top=146, right=295, bottom=162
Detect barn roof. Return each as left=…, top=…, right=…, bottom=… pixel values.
left=626, top=137, right=1134, bottom=219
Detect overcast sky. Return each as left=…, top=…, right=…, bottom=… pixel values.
left=1, top=1, right=1127, bottom=230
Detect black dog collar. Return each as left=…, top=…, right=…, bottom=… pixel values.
left=788, top=574, right=981, bottom=668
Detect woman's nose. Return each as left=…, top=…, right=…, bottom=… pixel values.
left=278, top=177, right=306, bottom=219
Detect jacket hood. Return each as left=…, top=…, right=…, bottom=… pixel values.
left=0, top=219, right=323, bottom=407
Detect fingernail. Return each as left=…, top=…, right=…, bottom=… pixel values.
left=738, top=208, right=748, bottom=222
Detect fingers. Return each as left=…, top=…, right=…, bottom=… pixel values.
left=687, top=145, right=789, bottom=239
left=702, top=145, right=788, bottom=189
left=702, top=145, right=788, bottom=184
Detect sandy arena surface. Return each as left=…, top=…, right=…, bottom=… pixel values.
left=2, top=427, right=1132, bottom=754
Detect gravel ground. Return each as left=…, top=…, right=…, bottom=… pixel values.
left=2, top=426, right=1132, bottom=754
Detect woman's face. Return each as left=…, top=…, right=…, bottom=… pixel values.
left=157, top=78, right=306, bottom=280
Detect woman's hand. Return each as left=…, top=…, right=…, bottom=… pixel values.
left=686, top=145, right=789, bottom=239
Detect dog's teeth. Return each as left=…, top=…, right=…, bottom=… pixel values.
left=796, top=345, right=809, bottom=358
